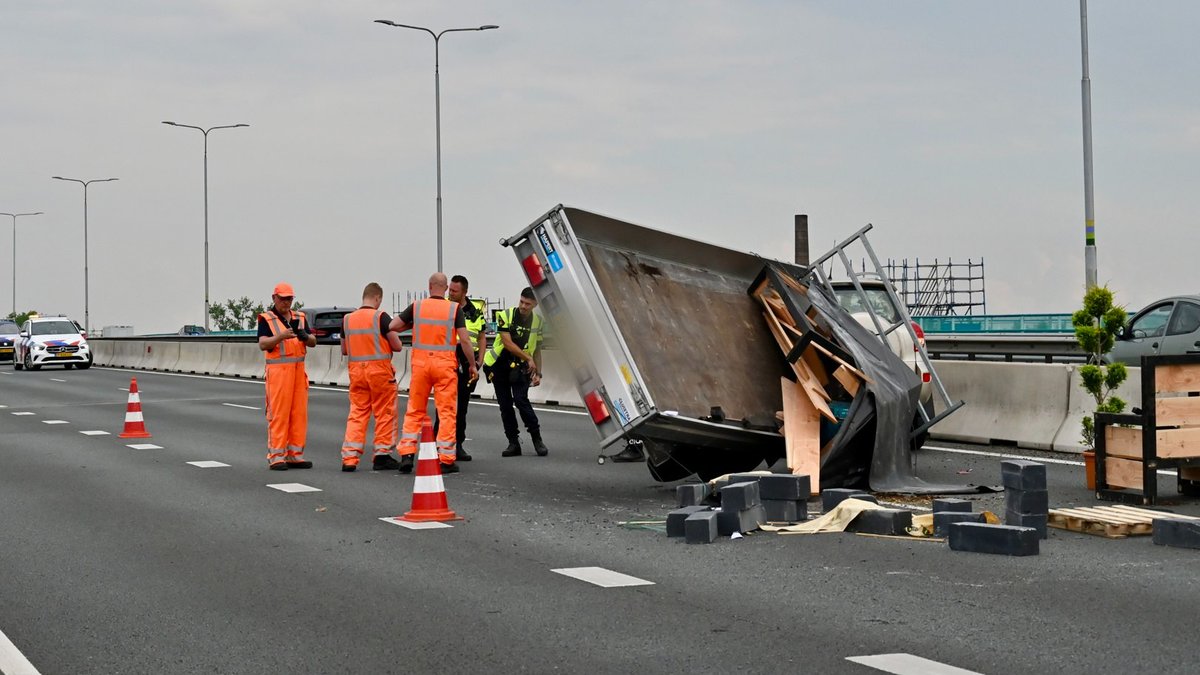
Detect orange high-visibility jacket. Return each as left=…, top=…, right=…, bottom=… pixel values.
left=342, top=308, right=392, bottom=362
left=260, top=310, right=309, bottom=364
left=410, top=298, right=457, bottom=368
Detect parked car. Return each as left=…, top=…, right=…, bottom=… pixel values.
left=177, top=324, right=208, bottom=336
left=14, top=316, right=92, bottom=370
left=0, top=319, right=18, bottom=362
left=830, top=279, right=933, bottom=408
left=301, top=306, right=355, bottom=345
left=1107, top=294, right=1200, bottom=366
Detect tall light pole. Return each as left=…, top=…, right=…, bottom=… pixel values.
left=1, top=211, right=43, bottom=318
left=162, top=121, right=249, bottom=332
left=374, top=20, right=499, bottom=272
left=1080, top=0, right=1098, bottom=289
left=52, top=177, right=118, bottom=335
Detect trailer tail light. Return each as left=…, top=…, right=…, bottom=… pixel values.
left=522, top=254, right=546, bottom=286
left=911, top=321, right=926, bottom=351
left=922, top=371, right=931, bottom=383
left=584, top=390, right=611, bottom=425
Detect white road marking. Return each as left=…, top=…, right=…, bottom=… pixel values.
left=380, top=517, right=452, bottom=530
left=846, top=653, right=981, bottom=675
left=126, top=443, right=163, bottom=450
left=41, top=420, right=69, bottom=425
left=0, top=404, right=7, bottom=408
left=0, top=371, right=11, bottom=375
left=50, top=378, right=66, bottom=382
left=551, top=567, right=654, bottom=588
left=0, top=625, right=41, bottom=674
left=79, top=430, right=110, bottom=436
left=221, top=402, right=260, bottom=410
left=11, top=412, right=35, bottom=416
left=925, top=445, right=1178, bottom=477
left=187, top=460, right=231, bottom=468
left=118, top=387, right=128, bottom=391
left=267, top=483, right=322, bottom=493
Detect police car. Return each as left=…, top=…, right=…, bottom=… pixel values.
left=0, top=319, right=18, bottom=362
left=13, top=316, right=92, bottom=371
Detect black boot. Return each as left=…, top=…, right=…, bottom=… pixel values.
left=372, top=454, right=401, bottom=471
left=398, top=454, right=415, bottom=474
left=532, top=433, right=549, bottom=457
left=456, top=445, right=473, bottom=462
left=501, top=440, right=522, bottom=457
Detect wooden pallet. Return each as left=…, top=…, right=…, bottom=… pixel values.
left=1048, top=505, right=1200, bottom=539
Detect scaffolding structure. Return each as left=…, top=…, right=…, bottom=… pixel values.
left=884, top=258, right=986, bottom=316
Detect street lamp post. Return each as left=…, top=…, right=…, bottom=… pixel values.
left=374, top=20, right=498, bottom=272
left=1, top=211, right=43, bottom=318
left=51, top=177, right=118, bottom=335
left=1080, top=0, right=1098, bottom=289
left=162, top=121, right=249, bottom=332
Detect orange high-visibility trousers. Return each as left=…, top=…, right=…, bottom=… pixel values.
left=342, top=361, right=397, bottom=466
left=399, top=361, right=458, bottom=463
left=265, top=361, right=308, bottom=465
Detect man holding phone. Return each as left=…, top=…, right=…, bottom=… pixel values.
left=257, top=282, right=317, bottom=470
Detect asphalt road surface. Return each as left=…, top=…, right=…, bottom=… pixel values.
left=1, top=365, right=1198, bottom=674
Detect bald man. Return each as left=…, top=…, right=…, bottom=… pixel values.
left=389, top=273, right=477, bottom=474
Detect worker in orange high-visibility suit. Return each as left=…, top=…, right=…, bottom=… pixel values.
left=388, top=273, right=477, bottom=475
left=340, top=282, right=406, bottom=472
left=257, top=282, right=317, bottom=470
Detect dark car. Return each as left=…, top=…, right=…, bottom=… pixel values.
left=0, top=319, right=18, bottom=362
left=301, top=306, right=355, bottom=345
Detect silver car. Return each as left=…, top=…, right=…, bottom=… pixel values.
left=1107, top=294, right=1200, bottom=365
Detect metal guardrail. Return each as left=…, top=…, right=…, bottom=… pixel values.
left=925, top=334, right=1084, bottom=362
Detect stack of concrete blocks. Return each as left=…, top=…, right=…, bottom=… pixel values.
left=945, top=460, right=1046, bottom=556
left=821, top=488, right=877, bottom=513
left=717, top=481, right=765, bottom=536
left=666, top=505, right=719, bottom=544
left=758, top=475, right=810, bottom=523
left=1002, top=460, right=1048, bottom=539
left=932, top=498, right=985, bottom=537
left=675, top=483, right=710, bottom=508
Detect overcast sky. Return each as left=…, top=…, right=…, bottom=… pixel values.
left=2, top=1, right=1197, bottom=333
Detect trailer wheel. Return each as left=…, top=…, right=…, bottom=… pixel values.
left=597, top=456, right=606, bottom=465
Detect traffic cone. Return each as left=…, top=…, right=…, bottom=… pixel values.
left=118, top=377, right=152, bottom=438
left=400, top=422, right=462, bottom=522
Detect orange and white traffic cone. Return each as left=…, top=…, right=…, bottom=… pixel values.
left=118, top=377, right=152, bottom=439
left=400, top=422, right=463, bottom=522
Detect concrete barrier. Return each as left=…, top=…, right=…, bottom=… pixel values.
left=527, top=350, right=583, bottom=406
left=218, top=343, right=265, bottom=379
left=302, top=346, right=336, bottom=385
left=106, top=340, right=146, bottom=369
left=174, top=342, right=224, bottom=375
left=142, top=341, right=180, bottom=372
left=932, top=362, right=1071, bottom=450
left=91, top=340, right=116, bottom=366
left=1050, top=364, right=1141, bottom=452
left=326, top=349, right=351, bottom=387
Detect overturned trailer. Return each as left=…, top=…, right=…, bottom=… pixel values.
left=501, top=206, right=966, bottom=491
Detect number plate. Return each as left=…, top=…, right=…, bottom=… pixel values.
left=0, top=347, right=12, bottom=353
left=55, top=352, right=74, bottom=358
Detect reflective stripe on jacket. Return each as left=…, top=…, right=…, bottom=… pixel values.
left=483, top=307, right=542, bottom=368
left=261, top=311, right=308, bottom=365
left=343, top=308, right=391, bottom=362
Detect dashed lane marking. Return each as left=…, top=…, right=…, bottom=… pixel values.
left=0, top=404, right=7, bottom=408
left=846, top=653, right=981, bottom=675
left=266, top=483, right=322, bottom=494
left=187, top=461, right=231, bottom=468
left=80, top=430, right=110, bottom=436
left=222, top=402, right=260, bottom=410
left=41, top=420, right=69, bottom=425
left=0, top=624, right=41, bottom=674
left=126, top=443, right=163, bottom=450
left=380, top=517, right=452, bottom=530
left=551, top=567, right=654, bottom=588
left=11, top=412, right=35, bottom=416
left=50, top=378, right=66, bottom=382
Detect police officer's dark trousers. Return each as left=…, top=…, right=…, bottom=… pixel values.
left=493, top=367, right=539, bottom=442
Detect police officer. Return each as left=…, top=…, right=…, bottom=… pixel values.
left=484, top=287, right=549, bottom=457
left=433, top=274, right=486, bottom=462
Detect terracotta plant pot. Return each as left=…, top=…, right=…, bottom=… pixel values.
left=1083, top=450, right=1096, bottom=491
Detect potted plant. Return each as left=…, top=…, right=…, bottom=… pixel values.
left=1071, top=285, right=1128, bottom=489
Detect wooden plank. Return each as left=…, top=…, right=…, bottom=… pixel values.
left=832, top=365, right=861, bottom=397
left=1048, top=507, right=1146, bottom=525
left=1105, top=504, right=1200, bottom=522
left=781, top=377, right=820, bottom=494
left=1103, top=425, right=1143, bottom=460
left=1103, top=457, right=1144, bottom=490
left=761, top=310, right=836, bottom=421
left=1154, top=427, right=1200, bottom=458
left=1182, top=467, right=1200, bottom=481
left=764, top=294, right=796, bottom=327
left=1156, top=395, right=1200, bottom=427
left=1154, top=364, right=1200, bottom=394
left=801, top=346, right=830, bottom=386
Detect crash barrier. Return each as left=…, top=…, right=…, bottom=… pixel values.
left=141, top=341, right=181, bottom=372
left=931, top=361, right=1141, bottom=453
left=218, top=343, right=266, bottom=380
left=90, top=339, right=115, bottom=366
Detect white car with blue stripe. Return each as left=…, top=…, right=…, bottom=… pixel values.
left=14, top=317, right=92, bottom=371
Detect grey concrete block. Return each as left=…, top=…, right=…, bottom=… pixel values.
left=676, top=483, right=708, bottom=508
left=721, top=481, right=761, bottom=511
left=1152, top=518, right=1200, bottom=550
left=1004, top=489, right=1049, bottom=515
left=848, top=508, right=913, bottom=536
left=762, top=499, right=807, bottom=523
left=849, top=493, right=878, bottom=505
left=934, top=511, right=986, bottom=537
left=717, top=505, right=765, bottom=535
left=667, top=506, right=709, bottom=538
left=948, top=522, right=1040, bottom=556
left=1004, top=509, right=1048, bottom=539
left=684, top=511, right=719, bottom=544
left=1000, top=460, right=1047, bottom=490
left=759, top=474, right=811, bottom=501
left=932, top=498, right=973, bottom=513
left=822, top=488, right=862, bottom=513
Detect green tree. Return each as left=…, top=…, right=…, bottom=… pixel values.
left=1072, top=285, right=1129, bottom=449
left=208, top=297, right=304, bottom=331
left=5, top=310, right=39, bottom=326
